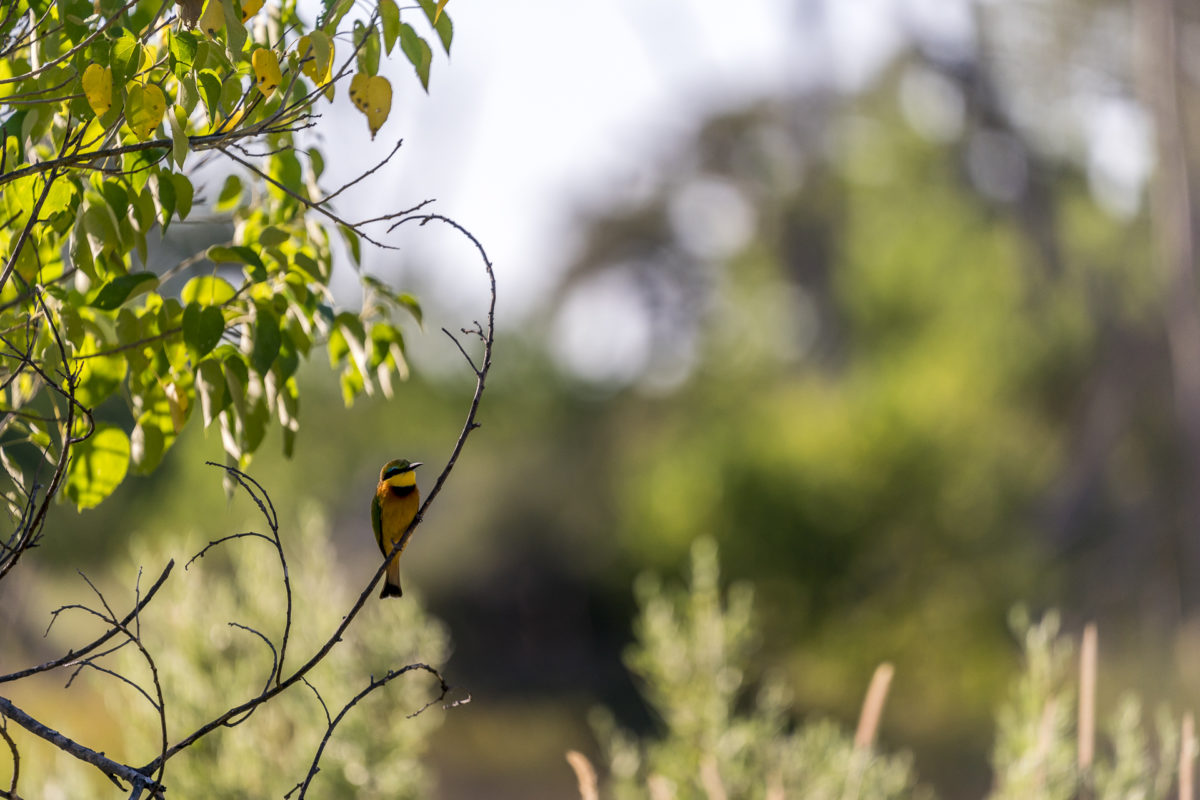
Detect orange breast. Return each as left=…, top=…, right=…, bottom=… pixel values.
left=378, top=485, right=420, bottom=556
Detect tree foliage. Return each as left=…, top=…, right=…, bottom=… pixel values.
left=0, top=0, right=453, bottom=536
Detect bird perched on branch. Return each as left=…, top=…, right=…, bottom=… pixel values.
left=372, top=459, right=422, bottom=598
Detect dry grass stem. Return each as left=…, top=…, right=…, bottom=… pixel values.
left=1182, top=712, right=1196, bottom=800
left=699, top=755, right=727, bottom=800
left=1079, top=622, right=1097, bottom=770
left=648, top=774, right=674, bottom=800
left=854, top=662, right=895, bottom=750
left=565, top=750, right=599, bottom=800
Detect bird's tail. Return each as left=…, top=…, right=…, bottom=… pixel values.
left=380, top=580, right=403, bottom=599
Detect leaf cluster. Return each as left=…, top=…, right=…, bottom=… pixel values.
left=0, top=0, right=453, bottom=512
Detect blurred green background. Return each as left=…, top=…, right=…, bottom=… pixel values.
left=8, top=0, right=1200, bottom=797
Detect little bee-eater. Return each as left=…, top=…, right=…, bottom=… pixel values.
left=372, top=459, right=422, bottom=598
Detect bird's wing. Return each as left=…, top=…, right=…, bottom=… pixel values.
left=371, top=492, right=385, bottom=554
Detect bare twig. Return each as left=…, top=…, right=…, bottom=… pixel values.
left=0, top=561, right=175, bottom=684
left=291, top=663, right=449, bottom=799
left=0, top=722, right=17, bottom=798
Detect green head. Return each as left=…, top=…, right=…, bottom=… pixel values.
left=380, top=458, right=422, bottom=482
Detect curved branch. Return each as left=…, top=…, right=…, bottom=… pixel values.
left=291, top=664, right=448, bottom=800
left=141, top=212, right=495, bottom=776
left=386, top=213, right=496, bottom=558
left=198, top=463, right=292, bottom=686
left=0, top=722, right=17, bottom=798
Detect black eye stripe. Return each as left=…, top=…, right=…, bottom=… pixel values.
left=384, top=466, right=408, bottom=479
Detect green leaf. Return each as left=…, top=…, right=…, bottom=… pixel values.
left=112, top=29, right=141, bottom=83
left=251, top=303, right=281, bottom=374
left=177, top=72, right=200, bottom=116
left=340, top=224, right=361, bottom=266
left=149, top=170, right=177, bottom=230
left=220, top=73, right=244, bottom=117
left=207, top=244, right=263, bottom=272
left=75, top=340, right=128, bottom=408
left=223, top=353, right=250, bottom=416
left=41, top=177, right=77, bottom=217
left=369, top=321, right=404, bottom=367
left=215, top=173, right=243, bottom=210
left=198, top=69, right=223, bottom=123
left=82, top=198, right=119, bottom=258
left=90, top=272, right=158, bottom=309
left=242, top=394, right=269, bottom=453
left=320, top=0, right=353, bottom=32
left=195, top=357, right=228, bottom=427
left=258, top=225, right=289, bottom=248
left=123, top=149, right=162, bottom=196
left=65, top=424, right=131, bottom=509
left=183, top=301, right=226, bottom=358
left=171, top=172, right=194, bottom=219
left=181, top=274, right=237, bottom=306
left=292, top=250, right=329, bottom=284
left=278, top=376, right=299, bottom=457
left=417, top=0, right=453, bottom=53
left=274, top=329, right=299, bottom=380
left=398, top=23, right=433, bottom=91
left=397, top=292, right=423, bottom=326
left=130, top=414, right=165, bottom=475
left=168, top=106, right=189, bottom=167
left=379, top=0, right=400, bottom=54
left=131, top=187, right=156, bottom=232
left=169, top=29, right=199, bottom=77
left=266, top=149, right=303, bottom=200
left=218, top=0, right=247, bottom=55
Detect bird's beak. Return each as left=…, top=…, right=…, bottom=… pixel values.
left=409, top=462, right=423, bottom=471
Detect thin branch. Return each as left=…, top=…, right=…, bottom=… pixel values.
left=0, top=722, right=17, bottom=798
left=217, top=145, right=398, bottom=251
left=200, top=462, right=292, bottom=685
left=0, top=561, right=174, bottom=684
left=227, top=622, right=280, bottom=697
left=292, top=664, right=449, bottom=799
left=142, top=213, right=496, bottom=775
left=0, top=695, right=163, bottom=796
left=384, top=214, right=496, bottom=562
left=319, top=138, right=403, bottom=204
left=185, top=531, right=276, bottom=569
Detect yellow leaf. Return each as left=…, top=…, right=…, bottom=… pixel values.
left=197, top=0, right=224, bottom=36
left=241, top=0, right=263, bottom=22
left=82, top=64, right=113, bottom=117
left=252, top=48, right=282, bottom=96
left=348, top=72, right=370, bottom=113
left=349, top=73, right=392, bottom=137
left=206, top=107, right=244, bottom=134
left=361, top=75, right=391, bottom=139
left=297, top=32, right=334, bottom=85
left=433, top=0, right=449, bottom=23
left=126, top=82, right=167, bottom=141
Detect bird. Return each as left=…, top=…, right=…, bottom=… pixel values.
left=372, top=458, right=422, bottom=598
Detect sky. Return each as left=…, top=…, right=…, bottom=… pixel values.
left=302, top=0, right=883, bottom=321
left=278, top=0, right=1155, bottom=384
